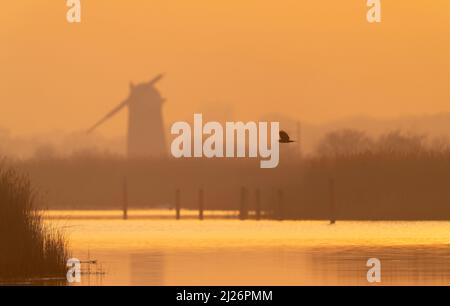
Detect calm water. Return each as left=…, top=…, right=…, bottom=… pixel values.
left=46, top=210, right=450, bottom=286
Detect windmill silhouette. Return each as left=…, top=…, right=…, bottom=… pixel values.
left=88, top=74, right=167, bottom=158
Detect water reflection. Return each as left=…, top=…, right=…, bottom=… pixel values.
left=130, top=252, right=165, bottom=285
left=306, top=245, right=450, bottom=285
left=45, top=214, right=450, bottom=286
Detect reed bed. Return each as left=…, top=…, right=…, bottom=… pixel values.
left=0, top=165, right=69, bottom=281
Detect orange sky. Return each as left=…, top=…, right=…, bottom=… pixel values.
left=0, top=0, right=449, bottom=137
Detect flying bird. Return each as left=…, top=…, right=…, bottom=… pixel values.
left=279, top=131, right=295, bottom=143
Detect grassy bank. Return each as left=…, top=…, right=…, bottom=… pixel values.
left=0, top=165, right=69, bottom=281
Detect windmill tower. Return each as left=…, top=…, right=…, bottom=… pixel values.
left=88, top=74, right=167, bottom=158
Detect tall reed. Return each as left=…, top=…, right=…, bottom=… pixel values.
left=0, top=165, right=69, bottom=281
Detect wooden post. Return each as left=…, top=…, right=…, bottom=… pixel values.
left=199, top=188, right=204, bottom=221
left=329, top=178, right=336, bottom=224
left=255, top=188, right=261, bottom=221
left=123, top=177, right=128, bottom=220
left=239, top=187, right=248, bottom=220
left=277, top=189, right=284, bottom=221
left=175, top=189, right=181, bottom=220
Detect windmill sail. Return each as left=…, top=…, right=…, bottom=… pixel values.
left=148, top=74, right=164, bottom=86
left=87, top=75, right=167, bottom=158
left=87, top=100, right=129, bottom=134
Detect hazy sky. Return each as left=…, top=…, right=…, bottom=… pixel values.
left=0, top=1, right=449, bottom=137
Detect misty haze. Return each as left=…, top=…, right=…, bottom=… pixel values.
left=1, top=0, right=450, bottom=287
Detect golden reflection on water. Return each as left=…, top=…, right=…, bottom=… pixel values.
left=46, top=211, right=450, bottom=286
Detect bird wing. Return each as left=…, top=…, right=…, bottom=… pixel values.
left=279, top=131, right=290, bottom=141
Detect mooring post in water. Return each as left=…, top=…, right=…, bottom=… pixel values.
left=255, top=188, right=261, bottom=221
left=199, top=188, right=204, bottom=220
left=175, top=189, right=181, bottom=220
left=329, top=178, right=336, bottom=224
left=123, top=177, right=128, bottom=220
left=277, top=189, right=284, bottom=221
left=239, top=186, right=248, bottom=220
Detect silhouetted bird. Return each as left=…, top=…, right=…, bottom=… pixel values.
left=279, top=131, right=295, bottom=143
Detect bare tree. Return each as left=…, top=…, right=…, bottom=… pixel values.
left=316, top=129, right=373, bottom=157
left=376, top=131, right=426, bottom=154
